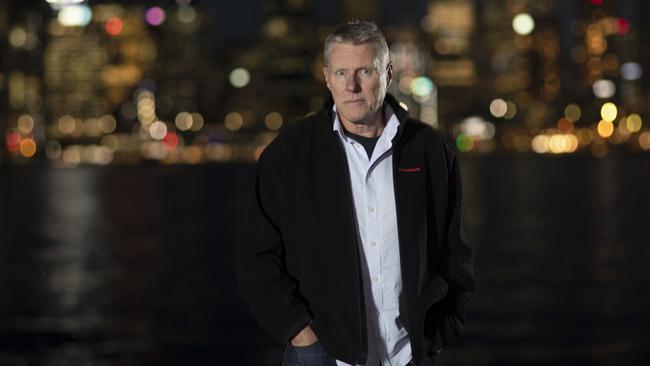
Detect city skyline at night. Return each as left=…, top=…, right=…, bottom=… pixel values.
left=2, top=0, right=649, bottom=166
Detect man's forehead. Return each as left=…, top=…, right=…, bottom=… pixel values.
left=330, top=42, right=376, bottom=54
left=328, top=42, right=378, bottom=65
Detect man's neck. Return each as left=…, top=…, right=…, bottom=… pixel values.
left=339, top=109, right=385, bottom=138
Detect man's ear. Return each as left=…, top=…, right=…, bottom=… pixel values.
left=323, top=66, right=331, bottom=90
left=386, top=62, right=393, bottom=88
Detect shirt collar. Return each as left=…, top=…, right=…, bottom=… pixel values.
left=332, top=103, right=400, bottom=146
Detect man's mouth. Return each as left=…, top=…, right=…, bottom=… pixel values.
left=345, top=99, right=365, bottom=104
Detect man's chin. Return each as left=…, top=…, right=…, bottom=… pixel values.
left=339, top=109, right=371, bottom=124
left=342, top=115, right=371, bottom=126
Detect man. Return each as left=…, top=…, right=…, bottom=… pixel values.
left=237, top=20, right=476, bottom=366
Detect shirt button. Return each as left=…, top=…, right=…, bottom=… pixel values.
left=370, top=241, right=377, bottom=246
left=372, top=276, right=379, bottom=282
left=368, top=206, right=375, bottom=212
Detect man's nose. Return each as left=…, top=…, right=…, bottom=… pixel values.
left=345, top=74, right=361, bottom=92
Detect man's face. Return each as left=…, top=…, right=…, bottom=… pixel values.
left=323, top=42, right=392, bottom=126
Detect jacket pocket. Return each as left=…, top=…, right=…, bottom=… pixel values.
left=421, top=275, right=449, bottom=308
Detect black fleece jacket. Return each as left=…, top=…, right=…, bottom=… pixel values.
left=236, top=93, right=476, bottom=364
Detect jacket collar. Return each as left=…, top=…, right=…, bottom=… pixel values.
left=321, top=93, right=409, bottom=143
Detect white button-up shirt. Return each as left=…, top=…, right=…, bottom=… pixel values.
left=333, top=105, right=412, bottom=366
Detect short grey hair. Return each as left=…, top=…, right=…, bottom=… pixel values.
left=323, top=20, right=390, bottom=70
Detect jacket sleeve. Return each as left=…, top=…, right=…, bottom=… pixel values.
left=431, top=142, right=477, bottom=353
left=235, top=138, right=312, bottom=344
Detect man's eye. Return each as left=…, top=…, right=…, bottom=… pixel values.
left=335, top=70, right=346, bottom=77
left=359, top=68, right=370, bottom=75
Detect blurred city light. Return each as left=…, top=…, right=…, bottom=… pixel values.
left=229, top=68, right=251, bottom=88
left=178, top=6, right=197, bottom=24
left=620, top=62, right=642, bottom=81
left=564, top=104, right=582, bottom=122
left=225, top=112, right=244, bottom=131
left=456, top=133, right=474, bottom=152
left=592, top=79, right=615, bottom=99
left=57, top=5, right=92, bottom=27
left=5, top=131, right=22, bottom=152
left=640, top=132, right=650, bottom=150
left=149, top=121, right=168, bottom=140
left=512, top=13, right=535, bottom=35
left=98, top=115, right=117, bottom=134
left=264, top=112, right=283, bottom=131
left=190, top=113, right=204, bottom=131
left=145, top=7, right=166, bottom=26
left=0, top=1, right=648, bottom=165
left=9, top=27, right=28, bottom=48
left=46, top=0, right=84, bottom=4
left=175, top=112, right=193, bottom=131
left=410, top=76, right=434, bottom=100
left=626, top=114, right=642, bottom=133
left=598, top=120, right=615, bottom=138
left=17, top=115, right=35, bottom=134
left=489, top=98, right=507, bottom=118
left=600, top=102, right=618, bottom=122
left=105, top=17, right=124, bottom=36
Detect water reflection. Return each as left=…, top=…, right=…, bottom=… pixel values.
left=1, top=156, right=649, bottom=365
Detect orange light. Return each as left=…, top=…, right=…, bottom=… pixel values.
left=19, top=138, right=37, bottom=157
left=557, top=118, right=574, bottom=133
left=597, top=120, right=614, bottom=138
left=105, top=17, right=123, bottom=36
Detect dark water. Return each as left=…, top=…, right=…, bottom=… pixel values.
left=1, top=154, right=649, bottom=365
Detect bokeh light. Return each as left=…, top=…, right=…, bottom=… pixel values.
left=639, top=132, right=650, bottom=150
left=175, top=112, right=193, bottom=131
left=57, top=5, right=92, bottom=27
left=265, top=112, right=283, bottom=131
left=600, top=102, right=617, bottom=122
left=9, top=27, right=27, bottom=48
left=620, top=62, right=642, bottom=80
left=616, top=18, right=630, bottom=35
left=5, top=131, right=22, bottom=152
left=410, top=77, right=434, bottom=99
left=557, top=118, right=574, bottom=133
left=190, top=113, right=204, bottom=131
left=532, top=135, right=549, bottom=153
left=162, top=132, right=179, bottom=150
left=225, top=112, right=244, bottom=131
left=17, top=114, right=35, bottom=134
left=626, top=114, right=642, bottom=133
left=178, top=6, right=197, bottom=24
left=58, top=115, right=76, bottom=135
left=456, top=134, right=474, bottom=152
left=564, top=104, right=582, bottom=122
left=62, top=146, right=81, bottom=167
left=145, top=7, right=166, bottom=26
left=512, top=13, right=535, bottom=35
left=592, top=79, right=615, bottom=98
left=19, top=138, right=37, bottom=157
left=149, top=121, right=168, bottom=140
left=229, top=68, right=250, bottom=88
left=98, top=115, right=117, bottom=134
left=105, top=17, right=123, bottom=36
left=489, top=98, right=507, bottom=118
left=503, top=101, right=517, bottom=119
left=597, top=120, right=615, bottom=138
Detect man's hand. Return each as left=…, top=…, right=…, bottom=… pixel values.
left=290, top=325, right=318, bottom=347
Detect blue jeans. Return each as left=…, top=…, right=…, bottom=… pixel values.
left=282, top=341, right=337, bottom=366
left=281, top=341, right=437, bottom=366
